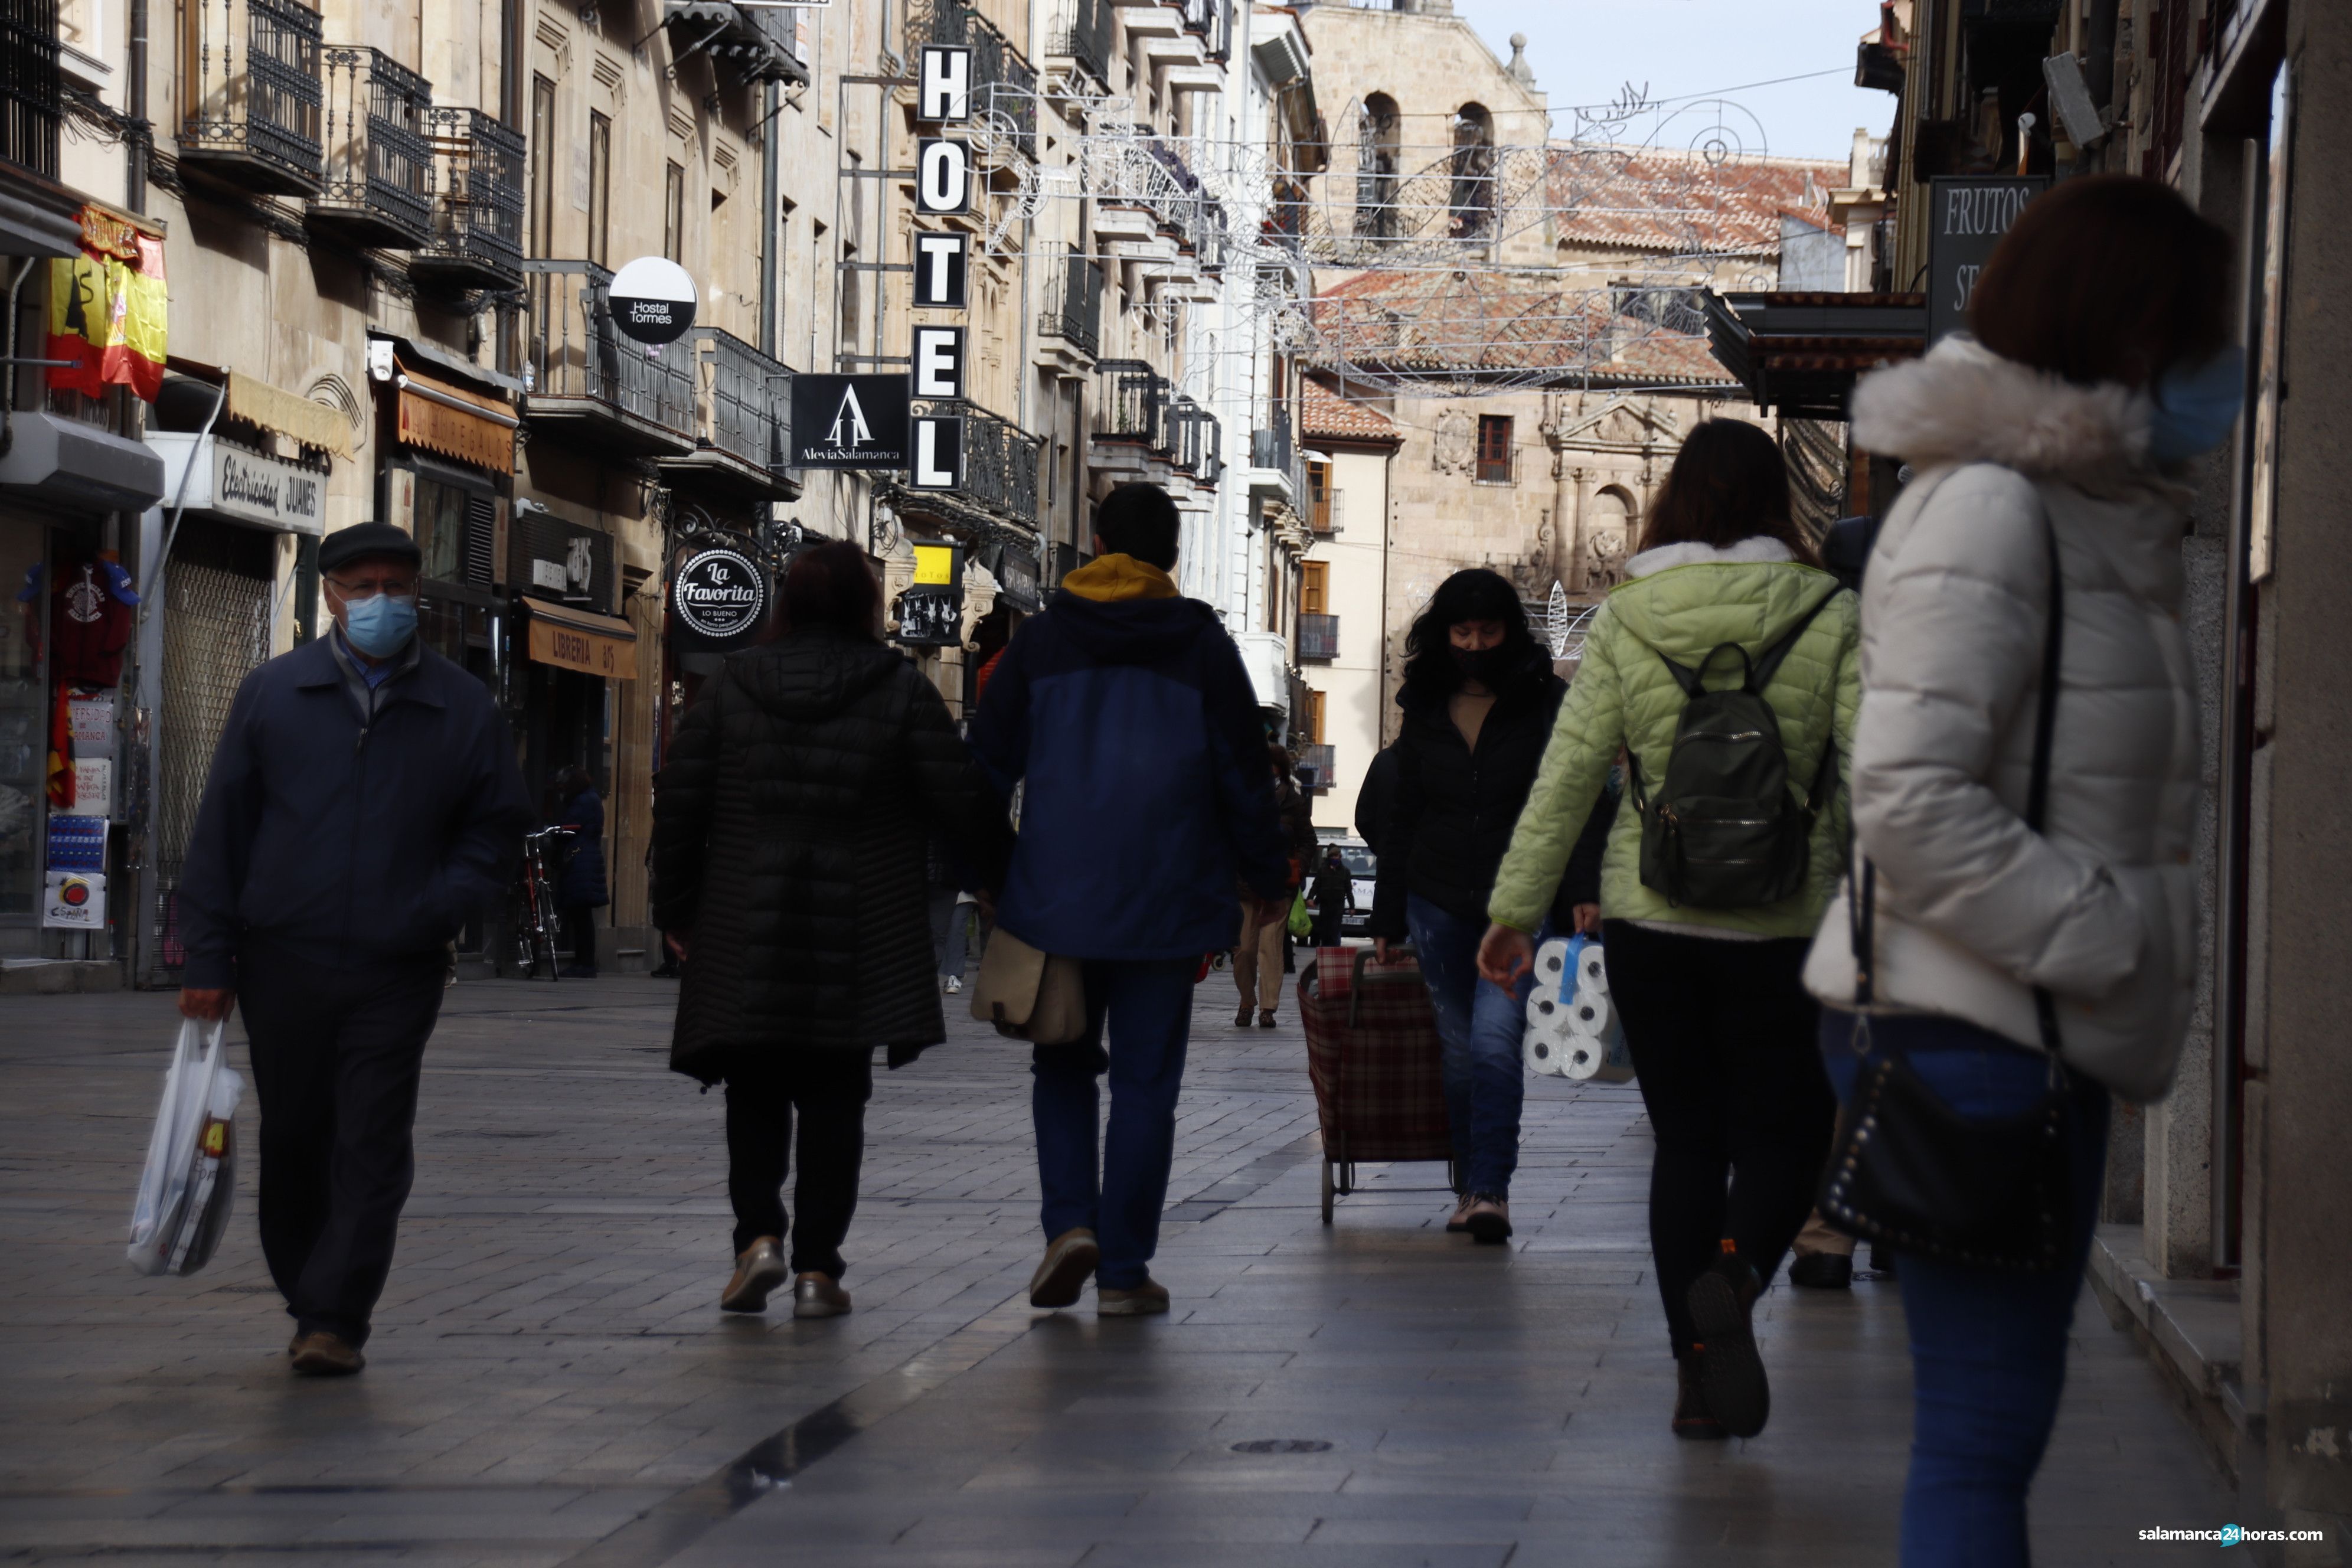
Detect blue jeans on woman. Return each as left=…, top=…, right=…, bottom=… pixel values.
left=1405, top=895, right=1544, bottom=1197
left=1818, top=1009, right=2111, bottom=1568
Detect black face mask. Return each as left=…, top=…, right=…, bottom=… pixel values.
left=1453, top=644, right=1512, bottom=687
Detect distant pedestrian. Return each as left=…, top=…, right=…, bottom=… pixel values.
left=1804, top=177, right=2222, bottom=1564
left=1370, top=568, right=1569, bottom=1246
left=1483, top=419, right=1859, bottom=1440
left=1233, top=745, right=1315, bottom=1027
left=1308, top=845, right=1353, bottom=948
left=969, top=482, right=1289, bottom=1317
left=550, top=765, right=607, bottom=978
left=652, top=541, right=1010, bottom=1322
left=1354, top=742, right=1400, bottom=857
left=175, top=521, right=533, bottom=1377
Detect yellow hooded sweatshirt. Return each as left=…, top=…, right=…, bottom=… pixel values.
left=1060, top=553, right=1179, bottom=603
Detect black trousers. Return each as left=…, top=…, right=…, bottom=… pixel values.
left=1312, top=907, right=1345, bottom=948
left=237, top=945, right=447, bottom=1348
left=561, top=904, right=597, bottom=972
left=724, top=1052, right=875, bottom=1274
left=1602, top=921, right=1835, bottom=1360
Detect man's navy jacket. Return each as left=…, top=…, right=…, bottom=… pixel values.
left=968, top=558, right=1290, bottom=962
left=175, top=635, right=532, bottom=988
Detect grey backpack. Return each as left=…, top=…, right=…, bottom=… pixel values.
left=1626, top=588, right=1844, bottom=909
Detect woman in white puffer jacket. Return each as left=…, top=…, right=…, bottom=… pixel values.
left=1804, top=177, right=2235, bottom=1567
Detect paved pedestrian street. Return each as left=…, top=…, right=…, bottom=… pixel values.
left=5, top=976, right=2227, bottom=1566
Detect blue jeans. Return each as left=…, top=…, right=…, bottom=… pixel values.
left=1031, top=958, right=1198, bottom=1290
left=1404, top=896, right=1542, bottom=1197
left=1819, top=1010, right=2111, bottom=1568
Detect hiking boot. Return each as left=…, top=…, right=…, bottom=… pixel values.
left=289, top=1331, right=364, bottom=1377
left=1028, top=1227, right=1100, bottom=1309
left=1257, top=1008, right=1278, bottom=1028
left=1789, top=1252, right=1854, bottom=1291
left=1445, top=1194, right=1474, bottom=1234
left=1686, top=1249, right=1769, bottom=1438
left=1096, top=1278, right=1171, bottom=1317
left=720, top=1237, right=789, bottom=1313
left=792, top=1272, right=852, bottom=1319
left=1672, top=1357, right=1726, bottom=1439
left=1464, top=1193, right=1512, bottom=1244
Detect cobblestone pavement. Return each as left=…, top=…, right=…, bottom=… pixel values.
left=4, top=972, right=2227, bottom=1566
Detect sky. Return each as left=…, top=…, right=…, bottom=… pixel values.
left=1451, top=0, right=1899, bottom=167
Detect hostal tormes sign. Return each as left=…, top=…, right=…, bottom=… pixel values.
left=672, top=547, right=769, bottom=651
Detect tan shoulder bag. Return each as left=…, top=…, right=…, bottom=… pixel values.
left=969, top=927, right=1088, bottom=1044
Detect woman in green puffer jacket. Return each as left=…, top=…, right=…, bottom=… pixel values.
left=1476, top=419, right=1859, bottom=1442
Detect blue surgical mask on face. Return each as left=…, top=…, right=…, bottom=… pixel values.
left=2146, top=345, right=2247, bottom=465
left=342, top=592, right=417, bottom=658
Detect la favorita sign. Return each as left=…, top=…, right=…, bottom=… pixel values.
left=671, top=546, right=769, bottom=651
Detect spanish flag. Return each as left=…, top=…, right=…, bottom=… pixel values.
left=47, top=221, right=166, bottom=403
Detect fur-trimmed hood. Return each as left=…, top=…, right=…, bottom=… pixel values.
left=1851, top=335, right=2170, bottom=496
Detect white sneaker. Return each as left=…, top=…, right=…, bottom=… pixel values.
left=943, top=975, right=962, bottom=994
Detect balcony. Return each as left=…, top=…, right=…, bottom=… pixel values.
left=1046, top=0, right=1113, bottom=88
left=1037, top=244, right=1103, bottom=360
left=177, top=0, right=325, bottom=195
left=916, top=0, right=1037, bottom=159
left=411, top=107, right=524, bottom=291
left=902, top=399, right=1042, bottom=528
left=1165, top=396, right=1221, bottom=485
left=1297, top=613, right=1339, bottom=663
left=1246, top=398, right=1304, bottom=505
left=658, top=326, right=796, bottom=501
left=309, top=47, right=432, bottom=247
left=661, top=2, right=809, bottom=88
left=521, top=260, right=696, bottom=457
left=1298, top=743, right=1336, bottom=791
left=2, top=0, right=61, bottom=179
left=1308, top=468, right=1341, bottom=534
left=1092, top=359, right=1166, bottom=449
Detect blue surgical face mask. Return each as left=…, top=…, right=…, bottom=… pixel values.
left=342, top=592, right=417, bottom=658
left=2146, top=345, right=2247, bottom=465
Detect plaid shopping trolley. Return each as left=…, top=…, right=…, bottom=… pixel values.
left=1297, top=945, right=1457, bottom=1224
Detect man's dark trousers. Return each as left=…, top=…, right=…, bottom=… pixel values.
left=1312, top=907, right=1344, bottom=948
left=237, top=943, right=447, bottom=1348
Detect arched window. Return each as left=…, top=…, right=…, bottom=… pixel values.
left=1450, top=103, right=1495, bottom=241
left=1355, top=94, right=1400, bottom=241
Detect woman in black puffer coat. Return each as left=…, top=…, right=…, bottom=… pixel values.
left=652, top=541, right=1009, bottom=1321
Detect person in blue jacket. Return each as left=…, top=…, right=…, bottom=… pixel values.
left=550, top=765, right=609, bottom=978
left=969, top=482, right=1291, bottom=1317
left=175, top=522, right=531, bottom=1377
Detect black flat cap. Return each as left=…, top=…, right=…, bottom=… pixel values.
left=318, top=522, right=423, bottom=576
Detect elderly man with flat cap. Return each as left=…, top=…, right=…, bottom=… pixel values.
left=177, top=521, right=531, bottom=1376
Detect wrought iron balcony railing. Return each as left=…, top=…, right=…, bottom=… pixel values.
left=2, top=0, right=61, bottom=179
left=1092, top=360, right=1167, bottom=449
left=694, top=325, right=792, bottom=478
left=1046, top=0, right=1112, bottom=87
left=1297, top=613, right=1339, bottom=662
left=178, top=0, right=325, bottom=194
left=1251, top=397, right=1295, bottom=476
left=411, top=107, right=524, bottom=290
left=1037, top=243, right=1102, bottom=358
left=1175, top=0, right=1231, bottom=60
left=1298, top=743, right=1336, bottom=789
left=661, top=2, right=809, bottom=89
left=916, top=0, right=1037, bottom=159
left=1165, top=397, right=1221, bottom=484
left=522, top=260, right=697, bottom=453
left=910, top=398, right=1042, bottom=526
left=311, top=46, right=431, bottom=247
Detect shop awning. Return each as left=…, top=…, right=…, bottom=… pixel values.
left=1703, top=291, right=1928, bottom=420
left=522, top=598, right=639, bottom=681
left=226, top=370, right=354, bottom=458
left=396, top=365, right=517, bottom=474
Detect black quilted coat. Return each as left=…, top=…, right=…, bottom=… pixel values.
left=651, top=631, right=1010, bottom=1083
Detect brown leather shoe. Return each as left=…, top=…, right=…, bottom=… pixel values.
left=1235, top=1004, right=1253, bottom=1027
left=1257, top=1008, right=1278, bottom=1028
left=1096, top=1278, right=1170, bottom=1316
left=289, top=1331, right=364, bottom=1376
left=792, top=1272, right=851, bottom=1319
left=1028, top=1227, right=1100, bottom=1309
left=1444, top=1194, right=1474, bottom=1234
left=721, top=1237, right=789, bottom=1313
left=1464, top=1193, right=1513, bottom=1244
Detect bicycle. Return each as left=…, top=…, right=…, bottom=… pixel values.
left=509, top=826, right=571, bottom=981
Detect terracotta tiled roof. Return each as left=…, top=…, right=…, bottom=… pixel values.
left=1298, top=380, right=1401, bottom=442
left=1308, top=267, right=1736, bottom=389
left=1547, top=145, right=1848, bottom=256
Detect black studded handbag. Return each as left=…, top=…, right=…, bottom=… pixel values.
left=1816, top=507, right=2075, bottom=1273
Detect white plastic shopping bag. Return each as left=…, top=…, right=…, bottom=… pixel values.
left=126, top=1018, right=246, bottom=1277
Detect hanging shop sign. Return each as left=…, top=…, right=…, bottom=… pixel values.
left=511, top=509, right=615, bottom=609
left=913, top=231, right=969, bottom=309
left=909, top=415, right=965, bottom=491
left=608, top=255, right=700, bottom=345
left=1926, top=175, right=2048, bottom=344
left=144, top=432, right=327, bottom=535
left=916, top=139, right=973, bottom=215
left=991, top=544, right=1041, bottom=612
left=919, top=45, right=973, bottom=122
left=897, top=540, right=965, bottom=645
left=790, top=373, right=913, bottom=468
left=912, top=326, right=966, bottom=400
left=671, top=545, right=769, bottom=651
left=524, top=599, right=641, bottom=680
